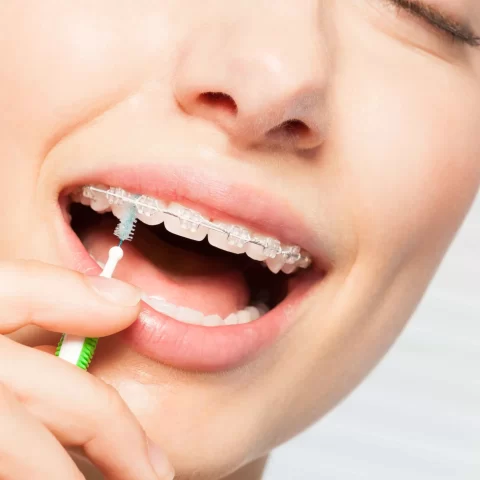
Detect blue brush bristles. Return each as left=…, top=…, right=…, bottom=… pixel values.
left=113, top=195, right=139, bottom=246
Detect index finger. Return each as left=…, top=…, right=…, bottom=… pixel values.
left=0, top=260, right=142, bottom=337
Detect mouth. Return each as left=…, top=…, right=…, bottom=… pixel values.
left=57, top=170, right=326, bottom=372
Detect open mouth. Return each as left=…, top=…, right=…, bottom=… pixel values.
left=58, top=178, right=325, bottom=371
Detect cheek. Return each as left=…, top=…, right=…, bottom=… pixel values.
left=336, top=51, right=480, bottom=267
left=0, top=1, right=177, bottom=160
left=0, top=1, right=179, bottom=256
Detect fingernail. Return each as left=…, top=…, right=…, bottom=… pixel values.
left=147, top=439, right=175, bottom=480
left=85, top=276, right=142, bottom=307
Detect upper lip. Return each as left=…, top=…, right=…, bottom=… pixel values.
left=60, top=160, right=330, bottom=270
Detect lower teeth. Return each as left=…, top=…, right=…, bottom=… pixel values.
left=89, top=253, right=270, bottom=327
left=141, top=294, right=268, bottom=327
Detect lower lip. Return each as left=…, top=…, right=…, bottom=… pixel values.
left=58, top=201, right=320, bottom=372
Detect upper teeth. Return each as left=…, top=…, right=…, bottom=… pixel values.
left=75, top=185, right=312, bottom=274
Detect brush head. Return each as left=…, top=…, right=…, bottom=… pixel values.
left=113, top=203, right=138, bottom=243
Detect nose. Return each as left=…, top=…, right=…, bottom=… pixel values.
left=174, top=10, right=329, bottom=150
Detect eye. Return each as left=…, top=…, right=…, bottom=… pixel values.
left=383, top=0, right=480, bottom=47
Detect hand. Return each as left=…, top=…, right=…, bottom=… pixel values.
left=0, top=260, right=174, bottom=480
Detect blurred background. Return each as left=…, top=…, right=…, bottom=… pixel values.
left=265, top=195, right=479, bottom=479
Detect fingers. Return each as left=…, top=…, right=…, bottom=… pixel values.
left=0, top=260, right=142, bottom=336
left=0, top=382, right=85, bottom=480
left=0, top=338, right=174, bottom=480
left=0, top=260, right=173, bottom=479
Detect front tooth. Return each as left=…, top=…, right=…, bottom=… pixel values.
left=246, top=235, right=268, bottom=261
left=175, top=307, right=204, bottom=325
left=245, top=306, right=260, bottom=321
left=224, top=313, right=239, bottom=325
left=112, top=203, right=131, bottom=221
left=90, top=195, right=110, bottom=212
left=208, top=223, right=246, bottom=254
left=227, top=226, right=250, bottom=250
left=142, top=295, right=165, bottom=308
left=284, top=246, right=302, bottom=265
left=106, top=187, right=128, bottom=205
left=136, top=195, right=165, bottom=226
left=71, top=189, right=84, bottom=204
left=110, top=190, right=135, bottom=219
left=256, top=303, right=269, bottom=316
left=203, top=314, right=223, bottom=327
left=266, top=255, right=286, bottom=274
left=84, top=185, right=110, bottom=212
left=263, top=238, right=282, bottom=259
left=297, top=255, right=312, bottom=269
left=237, top=310, right=251, bottom=324
left=82, top=186, right=95, bottom=199
left=142, top=296, right=177, bottom=318
left=164, top=203, right=208, bottom=241
left=281, top=264, right=298, bottom=274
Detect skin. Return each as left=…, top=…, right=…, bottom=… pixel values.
left=0, top=0, right=479, bottom=479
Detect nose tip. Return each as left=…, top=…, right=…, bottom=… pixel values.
left=175, top=39, right=327, bottom=150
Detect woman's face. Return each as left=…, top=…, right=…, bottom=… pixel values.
left=2, top=0, right=479, bottom=478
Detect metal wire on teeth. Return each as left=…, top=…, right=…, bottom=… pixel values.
left=82, top=185, right=312, bottom=268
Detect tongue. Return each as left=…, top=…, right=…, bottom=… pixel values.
left=81, top=219, right=250, bottom=317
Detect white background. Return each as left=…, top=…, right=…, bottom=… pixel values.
left=265, top=195, right=479, bottom=480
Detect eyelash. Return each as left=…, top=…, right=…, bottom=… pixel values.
left=432, top=26, right=474, bottom=46
left=384, top=0, right=480, bottom=46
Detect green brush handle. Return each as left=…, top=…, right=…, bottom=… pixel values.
left=55, top=246, right=124, bottom=370
left=55, top=335, right=98, bottom=370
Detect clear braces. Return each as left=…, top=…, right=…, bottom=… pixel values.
left=82, top=185, right=312, bottom=270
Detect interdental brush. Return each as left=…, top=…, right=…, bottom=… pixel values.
left=55, top=195, right=139, bottom=370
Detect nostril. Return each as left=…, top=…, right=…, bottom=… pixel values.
left=198, top=92, right=238, bottom=116
left=266, top=119, right=310, bottom=141
left=281, top=119, right=309, bottom=136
